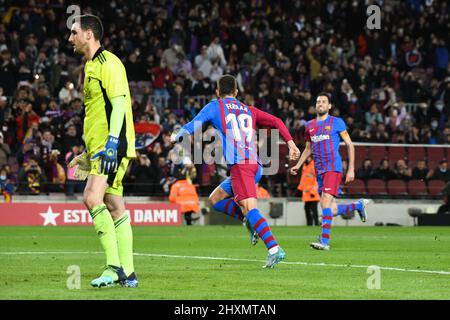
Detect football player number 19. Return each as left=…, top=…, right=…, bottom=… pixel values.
left=226, top=113, right=253, bottom=143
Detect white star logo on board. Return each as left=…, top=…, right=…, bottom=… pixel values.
left=40, top=206, right=61, bottom=226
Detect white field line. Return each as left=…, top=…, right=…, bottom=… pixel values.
left=1, top=251, right=450, bottom=276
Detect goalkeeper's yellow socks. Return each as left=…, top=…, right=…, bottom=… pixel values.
left=114, top=213, right=134, bottom=277
left=90, top=204, right=121, bottom=269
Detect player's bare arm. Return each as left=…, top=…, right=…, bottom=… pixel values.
left=249, top=106, right=299, bottom=162
left=340, top=130, right=355, bottom=184
left=290, top=142, right=311, bottom=175
left=287, top=140, right=300, bottom=161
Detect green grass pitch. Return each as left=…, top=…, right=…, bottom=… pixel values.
left=1, top=225, right=450, bottom=300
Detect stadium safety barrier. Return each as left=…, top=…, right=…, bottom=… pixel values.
left=0, top=202, right=182, bottom=226
left=1, top=197, right=443, bottom=227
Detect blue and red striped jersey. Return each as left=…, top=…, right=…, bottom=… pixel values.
left=304, top=116, right=346, bottom=175
left=176, top=97, right=293, bottom=166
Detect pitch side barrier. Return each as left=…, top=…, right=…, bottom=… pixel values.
left=0, top=197, right=443, bottom=227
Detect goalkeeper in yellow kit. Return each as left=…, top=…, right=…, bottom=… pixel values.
left=68, top=14, right=137, bottom=287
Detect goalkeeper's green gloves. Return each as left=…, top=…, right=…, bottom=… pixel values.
left=68, top=152, right=91, bottom=181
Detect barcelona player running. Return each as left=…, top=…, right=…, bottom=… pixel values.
left=291, top=93, right=371, bottom=250
left=68, top=15, right=137, bottom=286
left=172, top=75, right=300, bottom=268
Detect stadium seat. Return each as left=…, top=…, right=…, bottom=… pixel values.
left=427, top=148, right=446, bottom=169
left=346, top=179, right=367, bottom=195
left=427, top=180, right=446, bottom=196
left=407, top=146, right=426, bottom=163
left=367, top=179, right=388, bottom=196
left=388, top=146, right=407, bottom=164
left=367, top=146, right=388, bottom=167
left=407, top=180, right=428, bottom=197
left=387, top=179, right=408, bottom=196
left=339, top=144, right=348, bottom=161
left=354, top=145, right=368, bottom=164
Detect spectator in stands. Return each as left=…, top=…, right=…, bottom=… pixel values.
left=125, top=52, right=145, bottom=82
left=161, top=40, right=184, bottom=73
left=33, top=51, right=49, bottom=78
left=128, top=152, right=157, bottom=195
left=412, top=160, right=429, bottom=181
left=356, top=159, right=375, bottom=181
left=393, top=159, right=412, bottom=180
left=17, top=155, right=47, bottom=194
left=44, top=99, right=63, bottom=123
left=0, top=131, right=10, bottom=167
left=1, top=0, right=450, bottom=197
left=364, top=103, right=383, bottom=132
left=39, top=129, right=61, bottom=160
left=190, top=70, right=213, bottom=96
left=58, top=81, right=80, bottom=105
left=173, top=52, right=192, bottom=78
left=427, top=160, right=450, bottom=182
left=242, top=43, right=259, bottom=69
left=15, top=99, right=40, bottom=143
left=0, top=88, right=6, bottom=123
left=161, top=113, right=180, bottom=134
left=168, top=84, right=186, bottom=118
left=373, top=159, right=396, bottom=180
left=152, top=60, right=174, bottom=101
left=34, top=84, right=51, bottom=115
left=209, top=58, right=224, bottom=83
left=207, top=36, right=227, bottom=68
left=43, top=149, right=65, bottom=192
left=371, top=123, right=390, bottom=143
left=0, top=166, right=13, bottom=202
left=16, top=138, right=39, bottom=166
left=194, top=45, right=212, bottom=79
left=61, top=125, right=82, bottom=156
left=405, top=124, right=420, bottom=144
left=0, top=49, right=18, bottom=96
left=434, top=38, right=449, bottom=80
left=438, top=126, right=450, bottom=144
left=385, top=105, right=409, bottom=134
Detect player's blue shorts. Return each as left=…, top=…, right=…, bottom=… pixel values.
left=219, top=163, right=263, bottom=197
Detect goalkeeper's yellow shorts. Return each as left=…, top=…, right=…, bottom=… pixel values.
left=90, top=157, right=132, bottom=196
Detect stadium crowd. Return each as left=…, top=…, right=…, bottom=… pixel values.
left=0, top=0, right=449, bottom=197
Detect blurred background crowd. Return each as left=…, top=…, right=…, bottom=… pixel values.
left=0, top=0, right=449, bottom=198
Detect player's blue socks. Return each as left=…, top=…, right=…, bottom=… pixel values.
left=213, top=199, right=244, bottom=221
left=246, top=208, right=278, bottom=250
left=336, top=202, right=362, bottom=216
left=321, top=208, right=333, bottom=245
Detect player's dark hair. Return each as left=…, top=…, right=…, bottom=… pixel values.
left=218, top=75, right=237, bottom=96
left=317, top=92, right=332, bottom=104
left=76, top=14, right=103, bottom=41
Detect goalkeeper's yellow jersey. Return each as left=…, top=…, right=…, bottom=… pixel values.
left=83, top=47, right=136, bottom=159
